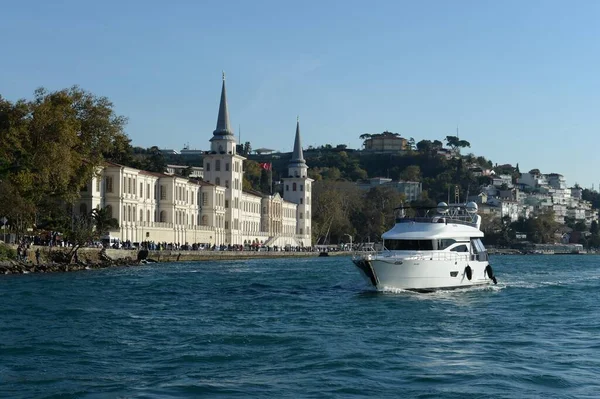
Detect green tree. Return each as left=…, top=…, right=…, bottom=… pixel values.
left=400, top=165, right=421, bottom=181
left=143, top=146, right=167, bottom=173
left=243, top=160, right=262, bottom=191
left=91, top=207, right=119, bottom=238
left=0, top=87, right=127, bottom=239
left=445, top=135, right=471, bottom=153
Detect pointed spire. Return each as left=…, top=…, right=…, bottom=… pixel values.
left=291, top=117, right=305, bottom=164
left=214, top=72, right=233, bottom=136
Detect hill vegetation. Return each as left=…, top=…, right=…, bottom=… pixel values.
left=2, top=87, right=598, bottom=248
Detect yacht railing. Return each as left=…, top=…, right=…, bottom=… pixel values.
left=395, top=216, right=477, bottom=227
left=358, top=250, right=471, bottom=263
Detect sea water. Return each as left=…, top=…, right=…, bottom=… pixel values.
left=1, top=255, right=600, bottom=398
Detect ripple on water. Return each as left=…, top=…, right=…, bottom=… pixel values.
left=1, top=255, right=600, bottom=398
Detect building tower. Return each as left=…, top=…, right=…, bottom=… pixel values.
left=282, top=118, right=313, bottom=246
left=202, top=73, right=246, bottom=244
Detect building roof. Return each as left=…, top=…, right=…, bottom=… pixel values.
left=213, top=72, right=233, bottom=137
left=289, top=119, right=305, bottom=166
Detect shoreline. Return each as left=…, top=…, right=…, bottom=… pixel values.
left=0, top=247, right=351, bottom=275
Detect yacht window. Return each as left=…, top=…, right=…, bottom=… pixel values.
left=472, top=238, right=486, bottom=253
left=385, top=239, right=433, bottom=251
left=450, top=244, right=469, bottom=252
left=436, top=239, right=457, bottom=250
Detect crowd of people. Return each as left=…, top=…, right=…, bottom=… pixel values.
left=112, top=239, right=317, bottom=253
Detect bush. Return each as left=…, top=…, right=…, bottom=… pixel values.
left=0, top=243, right=17, bottom=260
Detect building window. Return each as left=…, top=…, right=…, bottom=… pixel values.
left=201, top=215, right=208, bottom=225
left=293, top=183, right=297, bottom=191
left=300, top=184, right=303, bottom=191
left=96, top=179, right=101, bottom=192
left=226, top=163, right=230, bottom=171
left=147, top=184, right=150, bottom=199
left=225, top=200, right=229, bottom=208
left=140, top=209, right=144, bottom=222
left=216, top=177, right=221, bottom=186
left=160, top=185, right=167, bottom=200
left=300, top=198, right=303, bottom=204
left=300, top=212, right=303, bottom=219
left=140, top=183, right=143, bottom=197
left=286, top=185, right=289, bottom=191
left=225, top=180, right=229, bottom=188
left=106, top=177, right=113, bottom=193
left=202, top=193, right=208, bottom=206
left=147, top=210, right=150, bottom=222
left=206, top=162, right=211, bottom=171
left=300, top=228, right=303, bottom=235
left=225, top=221, right=229, bottom=229
left=160, top=210, right=167, bottom=222
left=216, top=160, right=221, bottom=171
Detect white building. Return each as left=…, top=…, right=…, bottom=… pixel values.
left=357, top=178, right=423, bottom=202
left=76, top=76, right=312, bottom=247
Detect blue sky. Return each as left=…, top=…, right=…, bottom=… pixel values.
left=2, top=0, right=599, bottom=188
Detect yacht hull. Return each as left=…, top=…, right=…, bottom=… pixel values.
left=353, top=256, right=492, bottom=292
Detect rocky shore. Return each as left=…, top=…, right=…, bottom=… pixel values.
left=0, top=247, right=348, bottom=275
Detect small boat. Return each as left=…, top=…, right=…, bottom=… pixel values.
left=352, top=202, right=497, bottom=292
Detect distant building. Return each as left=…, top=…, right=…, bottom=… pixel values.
left=165, top=165, right=204, bottom=179
left=363, top=132, right=408, bottom=152
left=75, top=76, right=312, bottom=247
left=357, top=177, right=422, bottom=202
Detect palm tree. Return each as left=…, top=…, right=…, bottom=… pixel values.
left=91, top=208, right=119, bottom=239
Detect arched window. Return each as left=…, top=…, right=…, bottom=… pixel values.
left=202, top=215, right=208, bottom=226
left=160, top=210, right=167, bottom=223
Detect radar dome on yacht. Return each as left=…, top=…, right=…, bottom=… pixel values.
left=437, top=202, right=449, bottom=214
left=466, top=202, right=478, bottom=213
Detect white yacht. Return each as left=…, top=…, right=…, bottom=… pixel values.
left=352, top=202, right=497, bottom=292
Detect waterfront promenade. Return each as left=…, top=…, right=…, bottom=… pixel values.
left=0, top=245, right=351, bottom=274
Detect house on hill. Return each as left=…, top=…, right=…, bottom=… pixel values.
left=362, top=132, right=408, bottom=153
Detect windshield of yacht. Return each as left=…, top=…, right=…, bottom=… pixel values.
left=384, top=239, right=434, bottom=251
